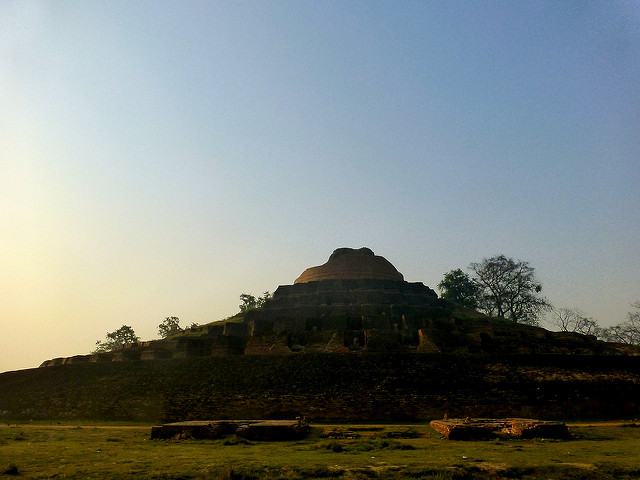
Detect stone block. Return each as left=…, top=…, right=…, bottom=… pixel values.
left=430, top=418, right=569, bottom=440
left=244, top=334, right=291, bottom=355
left=205, top=324, right=225, bottom=337
left=224, top=322, right=249, bottom=337
left=211, top=336, right=246, bottom=356
left=63, top=355, right=91, bottom=365
left=140, top=349, right=173, bottom=361
left=418, top=330, right=441, bottom=353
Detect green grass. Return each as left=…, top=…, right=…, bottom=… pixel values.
left=1, top=423, right=639, bottom=479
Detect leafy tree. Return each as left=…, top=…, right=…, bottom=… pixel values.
left=239, top=292, right=271, bottom=312
left=437, top=269, right=481, bottom=309
left=93, top=325, right=139, bottom=353
left=256, top=291, right=272, bottom=308
left=158, top=316, right=182, bottom=338
left=602, top=301, right=640, bottom=345
left=548, top=307, right=602, bottom=337
left=469, top=255, right=549, bottom=325
left=239, top=293, right=257, bottom=312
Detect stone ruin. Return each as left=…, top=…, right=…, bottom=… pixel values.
left=430, top=418, right=570, bottom=440
left=40, top=247, right=640, bottom=367
left=151, top=418, right=309, bottom=441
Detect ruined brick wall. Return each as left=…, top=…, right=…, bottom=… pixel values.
left=5, top=354, right=640, bottom=423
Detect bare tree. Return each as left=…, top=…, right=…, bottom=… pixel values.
left=469, top=255, right=549, bottom=325
left=631, top=301, right=640, bottom=323
left=603, top=301, right=640, bottom=345
left=548, top=307, right=602, bottom=337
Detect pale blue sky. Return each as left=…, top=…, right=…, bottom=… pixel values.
left=1, top=1, right=639, bottom=372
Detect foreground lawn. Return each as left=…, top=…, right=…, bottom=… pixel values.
left=1, top=422, right=639, bottom=479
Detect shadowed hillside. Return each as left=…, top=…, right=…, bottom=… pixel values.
left=2, top=354, right=640, bottom=423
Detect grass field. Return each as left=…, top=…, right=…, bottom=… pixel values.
left=1, top=422, right=639, bottom=479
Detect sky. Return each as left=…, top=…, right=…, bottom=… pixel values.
left=1, top=1, right=639, bottom=373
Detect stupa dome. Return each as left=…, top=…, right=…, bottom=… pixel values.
left=294, top=247, right=404, bottom=284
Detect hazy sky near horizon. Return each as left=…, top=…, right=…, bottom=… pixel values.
left=1, top=1, right=639, bottom=372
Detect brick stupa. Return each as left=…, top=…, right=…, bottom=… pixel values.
left=294, top=247, right=403, bottom=283
left=241, top=247, right=440, bottom=353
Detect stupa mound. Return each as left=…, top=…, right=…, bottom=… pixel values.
left=294, top=247, right=404, bottom=283
left=23, top=247, right=640, bottom=424
left=39, top=246, right=640, bottom=366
